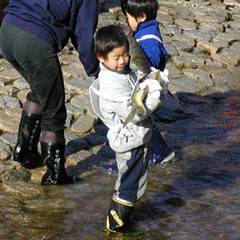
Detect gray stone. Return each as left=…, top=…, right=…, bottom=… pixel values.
left=184, top=30, right=213, bottom=43
left=70, top=94, right=95, bottom=117
left=65, top=112, right=73, bottom=128
left=229, top=20, right=240, bottom=30
left=0, top=109, right=21, bottom=133
left=224, top=0, right=240, bottom=7
left=161, top=24, right=182, bottom=37
left=196, top=40, right=223, bottom=56
left=165, top=43, right=179, bottom=57
left=174, top=18, right=196, bottom=32
left=13, top=78, right=29, bottom=90
left=0, top=132, right=18, bottom=148
left=17, top=89, right=29, bottom=104
left=182, top=68, right=213, bottom=89
left=0, top=141, right=11, bottom=160
left=171, top=33, right=195, bottom=52
left=210, top=69, right=237, bottom=86
left=2, top=168, right=31, bottom=183
left=172, top=51, right=205, bottom=69
left=66, top=102, right=83, bottom=117
left=168, top=63, right=183, bottom=79
left=170, top=76, right=210, bottom=94
left=0, top=86, right=18, bottom=96
left=65, top=79, right=91, bottom=95
left=211, top=48, right=239, bottom=66
left=0, top=96, right=20, bottom=108
left=213, top=31, right=240, bottom=47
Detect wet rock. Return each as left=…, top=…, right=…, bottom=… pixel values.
left=70, top=115, right=95, bottom=136
left=70, top=94, right=95, bottom=117
left=2, top=179, right=44, bottom=199
left=2, top=168, right=31, bottom=183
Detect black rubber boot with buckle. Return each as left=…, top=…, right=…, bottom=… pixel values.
left=106, top=197, right=134, bottom=233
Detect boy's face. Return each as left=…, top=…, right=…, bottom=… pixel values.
left=98, top=46, right=130, bottom=72
left=126, top=12, right=146, bottom=32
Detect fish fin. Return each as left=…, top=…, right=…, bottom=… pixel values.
left=123, top=109, right=136, bottom=128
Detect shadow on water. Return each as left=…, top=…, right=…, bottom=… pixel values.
left=130, top=90, right=240, bottom=240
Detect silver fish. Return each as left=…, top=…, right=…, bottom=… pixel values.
left=123, top=84, right=149, bottom=128
left=127, top=32, right=151, bottom=80
left=124, top=33, right=175, bottom=126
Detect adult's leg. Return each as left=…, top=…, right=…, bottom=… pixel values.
left=12, top=26, right=75, bottom=185
left=1, top=23, right=75, bottom=183
left=0, top=22, right=44, bottom=168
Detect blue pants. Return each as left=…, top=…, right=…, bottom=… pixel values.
left=149, top=126, right=173, bottom=164
left=114, top=144, right=149, bottom=204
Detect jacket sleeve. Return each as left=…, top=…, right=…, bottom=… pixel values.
left=139, top=39, right=167, bottom=71
left=71, top=0, right=99, bottom=77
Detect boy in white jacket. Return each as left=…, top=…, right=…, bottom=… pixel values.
left=89, top=25, right=162, bottom=232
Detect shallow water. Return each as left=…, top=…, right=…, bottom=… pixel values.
left=0, top=90, right=240, bottom=240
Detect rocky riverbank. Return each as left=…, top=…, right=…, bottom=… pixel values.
left=0, top=0, right=239, bottom=184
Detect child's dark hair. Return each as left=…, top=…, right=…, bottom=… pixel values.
left=95, top=25, right=129, bottom=59
left=121, top=0, right=159, bottom=20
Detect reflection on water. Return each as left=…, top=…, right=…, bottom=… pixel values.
left=0, top=91, right=239, bottom=240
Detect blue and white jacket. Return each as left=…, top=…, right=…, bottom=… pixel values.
left=134, top=19, right=168, bottom=71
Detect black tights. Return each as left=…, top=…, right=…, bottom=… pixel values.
left=23, top=100, right=65, bottom=144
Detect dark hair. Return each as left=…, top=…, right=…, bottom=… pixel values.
left=121, top=0, right=159, bottom=20
left=95, top=25, right=129, bottom=59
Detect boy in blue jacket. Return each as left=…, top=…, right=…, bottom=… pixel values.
left=0, top=0, right=99, bottom=185
left=121, top=0, right=175, bottom=165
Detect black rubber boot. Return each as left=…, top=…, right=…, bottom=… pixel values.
left=13, top=111, right=44, bottom=169
left=106, top=198, right=134, bottom=233
left=41, top=141, right=75, bottom=185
